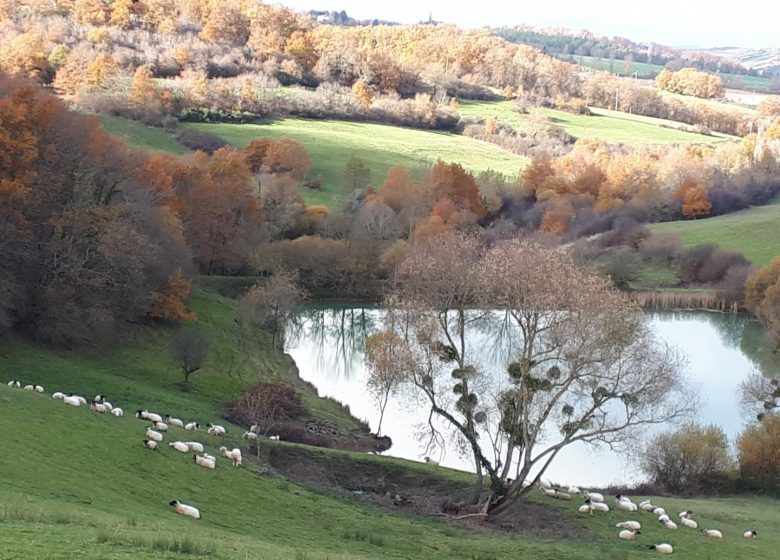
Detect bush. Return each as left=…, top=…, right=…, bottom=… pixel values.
left=223, top=381, right=305, bottom=430
left=737, top=415, right=780, bottom=491
left=176, top=129, right=229, bottom=153
left=640, top=423, right=734, bottom=495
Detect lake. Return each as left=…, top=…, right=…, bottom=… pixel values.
left=285, top=306, right=777, bottom=487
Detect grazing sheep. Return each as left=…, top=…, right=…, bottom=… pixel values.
left=678, top=510, right=693, bottom=519
left=681, top=517, right=698, bottom=529
left=90, top=402, right=108, bottom=413
left=268, top=435, right=280, bottom=441
left=242, top=431, right=258, bottom=441
left=165, top=415, right=184, bottom=428
left=658, top=514, right=671, bottom=523
left=702, top=529, right=723, bottom=539
left=541, top=487, right=557, bottom=498
left=135, top=410, right=163, bottom=423
left=23, top=384, right=35, bottom=391
left=591, top=501, right=610, bottom=512
left=143, top=439, right=158, bottom=450
left=423, top=456, right=439, bottom=466
left=640, top=500, right=656, bottom=512
left=33, top=385, right=44, bottom=393
left=169, top=500, right=200, bottom=519
left=616, top=498, right=638, bottom=512
left=539, top=479, right=553, bottom=489
left=193, top=454, right=216, bottom=469
left=52, top=392, right=65, bottom=400
left=7, top=380, right=21, bottom=388
left=63, top=395, right=82, bottom=407
left=743, top=530, right=757, bottom=539
left=581, top=491, right=604, bottom=503
left=567, top=486, right=580, bottom=494
left=93, top=395, right=106, bottom=404
left=184, top=422, right=199, bottom=431
left=185, top=442, right=204, bottom=453
left=660, top=519, right=678, bottom=530
left=202, top=453, right=216, bottom=462
left=145, top=428, right=164, bottom=443
left=219, top=446, right=242, bottom=467
left=249, top=424, right=259, bottom=433
left=111, top=408, right=124, bottom=417
left=618, top=529, right=641, bottom=540
left=649, top=543, right=674, bottom=554
left=151, top=421, right=169, bottom=432
left=73, top=396, right=87, bottom=405
left=653, top=507, right=666, bottom=517
left=553, top=490, right=572, bottom=501
left=101, top=401, right=113, bottom=412
left=616, top=521, right=641, bottom=530
left=169, top=441, right=190, bottom=453
left=578, top=503, right=594, bottom=515
left=206, top=423, right=225, bottom=436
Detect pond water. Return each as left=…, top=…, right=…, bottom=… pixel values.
left=285, top=306, right=778, bottom=487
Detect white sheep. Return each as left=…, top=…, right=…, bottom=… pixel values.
left=169, top=441, right=189, bottom=453
left=582, top=491, right=604, bottom=503
left=268, top=435, right=280, bottom=441
left=90, top=402, right=108, bottom=413
left=640, top=500, right=656, bottom=512
left=578, top=503, right=594, bottom=515
left=151, top=421, right=169, bottom=432
left=618, top=529, right=641, bottom=540
left=202, top=453, right=216, bottom=462
left=185, top=442, right=204, bottom=453
left=423, top=456, right=439, bottom=466
left=63, top=395, right=82, bottom=407
left=678, top=510, right=693, bottom=519
left=102, top=401, right=113, bottom=412
left=143, top=439, right=158, bottom=450
left=249, top=424, right=259, bottom=433
left=135, top=410, right=163, bottom=423
left=658, top=514, right=671, bottom=523
left=702, top=529, right=723, bottom=539
left=165, top=415, right=184, bottom=428
left=184, top=422, right=199, bottom=431
left=649, top=543, right=674, bottom=554
left=34, top=385, right=44, bottom=393
left=541, top=487, right=557, bottom=498
left=52, top=392, right=65, bottom=400
left=73, top=396, right=87, bottom=405
left=615, top=497, right=638, bottom=512
left=242, top=431, right=258, bottom=441
left=743, top=530, right=757, bottom=539
left=169, top=500, right=200, bottom=519
left=7, top=380, right=21, bottom=388
left=616, top=521, right=641, bottom=530
left=24, top=384, right=34, bottom=391
left=206, top=423, right=226, bottom=436
left=553, top=490, right=572, bottom=501
left=591, top=501, right=610, bottom=512
left=193, top=454, right=216, bottom=469
left=567, top=485, right=580, bottom=494
left=93, top=395, right=106, bottom=404
left=660, top=519, right=678, bottom=530
left=652, top=507, right=666, bottom=517
left=111, top=408, right=124, bottom=417
left=539, top=479, right=553, bottom=489
left=145, top=428, right=164, bottom=443
left=681, top=517, right=698, bottom=529
left=219, top=446, right=242, bottom=467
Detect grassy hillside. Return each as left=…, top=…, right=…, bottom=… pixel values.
left=458, top=100, right=730, bottom=144
left=184, top=119, right=528, bottom=207
left=651, top=198, right=780, bottom=266
left=100, top=115, right=187, bottom=154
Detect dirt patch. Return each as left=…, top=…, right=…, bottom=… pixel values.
left=256, top=441, right=591, bottom=540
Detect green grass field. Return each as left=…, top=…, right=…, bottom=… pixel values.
left=100, top=115, right=186, bottom=154
left=458, top=100, right=730, bottom=144
left=651, top=198, right=780, bottom=266
left=1, top=284, right=779, bottom=559
left=184, top=119, right=527, bottom=207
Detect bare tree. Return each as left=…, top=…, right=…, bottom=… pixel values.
left=740, top=369, right=780, bottom=421
left=172, top=327, right=212, bottom=383
left=364, top=331, right=408, bottom=436
left=382, top=233, right=693, bottom=516
left=240, top=269, right=308, bottom=349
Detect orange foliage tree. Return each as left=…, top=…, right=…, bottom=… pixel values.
left=681, top=184, right=712, bottom=218
left=146, top=269, right=196, bottom=322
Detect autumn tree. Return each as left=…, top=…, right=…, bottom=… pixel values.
left=364, top=331, right=408, bottom=436
left=172, top=326, right=212, bottom=383
left=129, top=65, right=158, bottom=108
left=352, top=78, right=373, bottom=108
left=737, top=414, right=780, bottom=489
left=263, top=138, right=311, bottom=180
left=146, top=269, right=196, bottom=323
left=745, top=257, right=780, bottom=347
left=343, top=155, right=372, bottom=190
left=681, top=184, right=712, bottom=218
left=240, top=269, right=308, bottom=349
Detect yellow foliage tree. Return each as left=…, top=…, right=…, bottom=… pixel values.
left=146, top=269, right=197, bottom=322
left=352, top=78, right=373, bottom=108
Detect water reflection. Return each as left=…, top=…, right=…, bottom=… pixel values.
left=285, top=306, right=776, bottom=486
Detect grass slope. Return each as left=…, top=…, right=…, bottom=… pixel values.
left=184, top=119, right=527, bottom=207
left=100, top=116, right=186, bottom=154
left=458, top=100, right=729, bottom=144
left=651, top=198, right=780, bottom=266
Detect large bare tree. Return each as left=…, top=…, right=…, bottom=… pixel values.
left=375, top=232, right=693, bottom=517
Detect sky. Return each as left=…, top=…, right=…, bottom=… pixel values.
left=277, top=0, right=777, bottom=49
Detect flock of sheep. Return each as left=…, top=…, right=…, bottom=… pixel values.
left=5, top=378, right=273, bottom=520
left=538, top=480, right=758, bottom=553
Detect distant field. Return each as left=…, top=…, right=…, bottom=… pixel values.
left=185, top=120, right=528, bottom=206
left=100, top=115, right=186, bottom=154
left=458, top=99, right=730, bottom=144
left=651, top=198, right=780, bottom=266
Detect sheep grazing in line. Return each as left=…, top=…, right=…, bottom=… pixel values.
left=242, top=431, right=258, bottom=441
left=680, top=516, right=698, bottom=529
left=145, top=428, right=164, bottom=443
left=102, top=401, right=113, bottom=412
left=678, top=510, right=693, bottom=519
left=193, top=454, right=216, bottom=469
left=539, top=479, right=552, bottom=489
left=169, top=441, right=189, bottom=453
left=72, top=395, right=87, bottom=405
left=615, top=499, right=638, bottom=512
left=169, top=500, right=200, bottom=519
left=202, top=453, right=216, bottom=462
left=151, top=421, right=169, bottom=432
left=185, top=442, right=204, bottom=453
left=90, top=402, right=108, bottom=413
left=268, top=435, right=280, bottom=441
left=93, top=395, right=106, bottom=404
left=165, top=415, right=184, bottom=428
left=34, top=385, right=44, bottom=393
left=616, top=521, right=641, bottom=530
left=111, top=408, right=124, bottom=417
left=424, top=456, right=439, bottom=466
left=658, top=514, right=671, bottom=523
left=652, top=507, right=666, bottom=517
left=7, top=380, right=21, bottom=388
left=648, top=543, right=673, bottom=554
left=567, top=485, right=580, bottom=494
left=618, top=529, right=641, bottom=540
left=52, top=392, right=65, bottom=400
left=135, top=410, right=163, bottom=423
left=590, top=500, right=610, bottom=513
left=581, top=491, right=604, bottom=503
left=640, top=500, right=656, bottom=512
left=541, top=487, right=557, bottom=498
left=660, top=518, right=678, bottom=530
left=553, top=490, right=572, bottom=501
left=143, top=439, right=158, bottom=450
left=206, top=423, right=226, bottom=436
left=219, top=446, right=242, bottom=467
left=578, top=503, right=594, bottom=515
left=702, top=529, right=723, bottom=539
left=23, top=384, right=39, bottom=391
left=63, top=395, right=82, bottom=407
left=184, top=422, right=199, bottom=431
left=743, top=530, right=757, bottom=539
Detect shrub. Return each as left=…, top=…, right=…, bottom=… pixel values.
left=223, top=381, right=305, bottom=431
left=176, top=129, right=228, bottom=153
left=640, top=423, right=734, bottom=495
left=737, top=415, right=780, bottom=491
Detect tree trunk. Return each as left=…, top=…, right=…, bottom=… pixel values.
left=469, top=454, right=483, bottom=505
